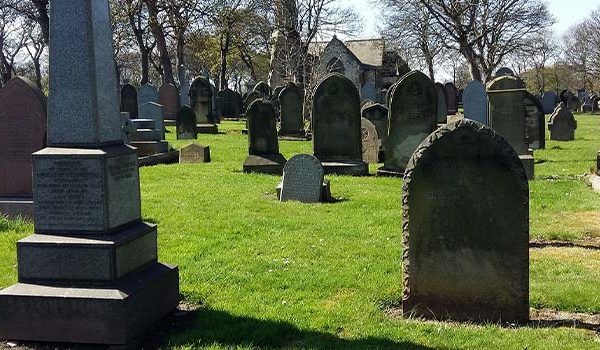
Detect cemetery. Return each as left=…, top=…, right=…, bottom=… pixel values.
left=1, top=0, right=600, bottom=349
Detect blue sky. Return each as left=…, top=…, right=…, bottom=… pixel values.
left=344, top=0, right=600, bottom=39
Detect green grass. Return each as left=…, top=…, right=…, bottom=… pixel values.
left=1, top=116, right=600, bottom=349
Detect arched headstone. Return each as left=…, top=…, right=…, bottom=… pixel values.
left=120, top=84, right=138, bottom=118
left=190, top=77, right=217, bottom=133
left=253, top=81, right=271, bottom=98
left=361, top=103, right=388, bottom=158
left=434, top=83, right=447, bottom=124
left=462, top=80, right=488, bottom=125
left=542, top=91, right=557, bottom=114
left=243, top=99, right=286, bottom=174
left=158, top=83, right=179, bottom=121
left=312, top=73, right=368, bottom=175
left=280, top=154, right=324, bottom=203
left=138, top=83, right=159, bottom=107
left=495, top=67, right=515, bottom=77
left=444, top=82, right=458, bottom=115
left=176, top=106, right=197, bottom=140
left=218, top=88, right=242, bottom=118
left=402, top=119, right=529, bottom=323
left=378, top=70, right=437, bottom=176
left=278, top=84, right=304, bottom=137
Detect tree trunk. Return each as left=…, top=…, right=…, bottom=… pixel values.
left=32, top=0, right=50, bottom=44
left=144, top=0, right=174, bottom=84
left=219, top=33, right=231, bottom=90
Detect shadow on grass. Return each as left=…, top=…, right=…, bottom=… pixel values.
left=159, top=307, right=438, bottom=350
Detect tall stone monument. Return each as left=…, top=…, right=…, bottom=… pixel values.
left=402, top=119, right=529, bottom=323
left=0, top=77, right=47, bottom=219
left=0, top=1, right=179, bottom=346
left=312, top=73, right=368, bottom=176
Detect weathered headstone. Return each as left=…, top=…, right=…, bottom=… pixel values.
left=523, top=92, right=545, bottom=150
left=253, top=81, right=271, bottom=98
left=0, top=1, right=179, bottom=346
left=361, top=118, right=380, bottom=164
left=278, top=84, right=305, bottom=138
left=312, top=73, right=368, bottom=176
left=158, top=82, right=179, bottom=121
left=280, top=154, right=324, bottom=203
left=243, top=99, right=286, bottom=174
left=0, top=77, right=47, bottom=219
left=138, top=83, right=159, bottom=107
left=190, top=76, right=217, bottom=133
left=487, top=75, right=533, bottom=180
left=218, top=88, right=242, bottom=119
left=361, top=103, right=388, bottom=160
left=378, top=70, right=437, bottom=176
left=548, top=102, right=577, bottom=141
left=542, top=91, right=557, bottom=114
left=120, top=83, right=138, bottom=118
left=462, top=80, right=488, bottom=125
left=179, top=143, right=210, bottom=163
left=402, top=119, right=529, bottom=323
left=434, top=83, right=448, bottom=124
left=178, top=64, right=190, bottom=107
left=244, top=90, right=262, bottom=113
left=444, top=82, right=458, bottom=115
left=176, top=105, right=197, bottom=140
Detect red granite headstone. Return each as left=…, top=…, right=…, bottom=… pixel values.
left=0, top=77, right=47, bottom=197
left=159, top=83, right=179, bottom=121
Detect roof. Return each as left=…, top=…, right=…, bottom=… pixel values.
left=309, top=38, right=385, bottom=67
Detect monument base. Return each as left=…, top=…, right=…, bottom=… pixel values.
left=519, top=154, right=535, bottom=181
left=276, top=180, right=332, bottom=202
left=243, top=154, right=287, bottom=175
left=376, top=166, right=404, bottom=178
left=278, top=132, right=308, bottom=141
left=196, top=124, right=218, bottom=134
left=402, top=299, right=528, bottom=324
left=130, top=119, right=156, bottom=129
left=129, top=129, right=162, bottom=142
left=130, top=141, right=169, bottom=157
left=0, top=197, right=33, bottom=220
left=0, top=262, right=179, bottom=346
left=164, top=119, right=176, bottom=127
left=321, top=161, right=369, bottom=176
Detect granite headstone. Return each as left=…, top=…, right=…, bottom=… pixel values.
left=280, top=154, right=324, bottom=203
left=462, top=80, right=488, bottom=125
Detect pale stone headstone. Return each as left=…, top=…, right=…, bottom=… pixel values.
left=176, top=105, right=197, bottom=140
left=434, top=83, right=447, bottom=124
left=402, top=119, right=529, bottom=323
left=179, top=143, right=210, bottom=163
left=548, top=102, right=577, bottom=141
left=158, top=82, right=179, bottom=121
left=312, top=73, right=368, bottom=175
left=462, top=80, right=488, bottom=125
left=0, top=0, right=179, bottom=346
left=243, top=99, right=286, bottom=174
left=361, top=118, right=380, bottom=164
left=378, top=70, right=437, bottom=176
left=138, top=83, right=159, bottom=108
left=361, top=103, right=388, bottom=157
left=278, top=84, right=304, bottom=137
left=445, top=82, right=458, bottom=115
left=120, top=83, right=138, bottom=118
left=280, top=154, right=324, bottom=203
left=0, top=77, right=47, bottom=219
left=139, top=101, right=165, bottom=140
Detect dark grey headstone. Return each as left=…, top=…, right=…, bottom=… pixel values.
left=548, top=102, right=577, bottom=141
left=280, top=154, right=324, bottom=203
left=487, top=76, right=527, bottom=154
left=495, top=67, right=515, bottom=76
left=218, top=88, right=242, bottom=118
left=434, top=83, right=447, bottom=123
left=542, top=91, right=557, bottom=114
left=523, top=92, right=545, bottom=150
left=402, top=119, right=529, bottom=323
left=361, top=103, right=388, bottom=155
left=279, top=84, right=304, bottom=136
left=138, top=102, right=165, bottom=140
left=380, top=70, right=437, bottom=175
left=444, top=82, right=458, bottom=115
left=190, top=77, right=214, bottom=124
left=243, top=99, right=286, bottom=174
left=158, top=83, right=179, bottom=121
left=120, top=84, right=138, bottom=118
left=462, top=80, right=488, bottom=125
left=138, top=83, right=159, bottom=107
left=253, top=81, right=271, bottom=98
left=176, top=105, right=197, bottom=140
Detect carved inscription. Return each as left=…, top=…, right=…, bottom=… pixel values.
left=280, top=154, right=324, bottom=203
left=35, top=158, right=104, bottom=231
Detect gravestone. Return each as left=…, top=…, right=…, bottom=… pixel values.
left=361, top=103, right=388, bottom=160
left=253, top=81, right=271, bottom=98
left=0, top=1, right=179, bottom=346
left=243, top=99, right=286, bottom=174
left=190, top=76, right=217, bottom=133
left=560, top=89, right=576, bottom=110
left=523, top=92, right=545, bottom=150
left=548, top=102, right=577, bottom=141
left=176, top=105, right=197, bottom=140
left=378, top=70, right=437, bottom=177
left=361, top=118, right=380, bottom=164
left=278, top=84, right=305, bottom=138
left=495, top=67, right=515, bottom=76
left=0, top=76, right=47, bottom=219
left=159, top=82, right=179, bottom=121
left=178, top=64, right=190, bottom=107
left=218, top=88, right=242, bottom=118
left=591, top=95, right=600, bottom=113
left=271, top=85, right=284, bottom=115
left=462, top=80, right=488, bottom=125
left=244, top=90, right=262, bottom=113
left=312, top=73, right=368, bottom=176
left=120, top=83, right=138, bottom=118
left=179, top=143, right=210, bottom=163
left=280, top=154, right=324, bottom=203
left=434, top=83, right=448, bottom=124
left=487, top=75, right=533, bottom=180
left=138, top=101, right=165, bottom=140
left=402, top=119, right=529, bottom=323
left=542, top=91, right=557, bottom=114
left=444, top=82, right=458, bottom=115
left=138, top=83, right=159, bottom=107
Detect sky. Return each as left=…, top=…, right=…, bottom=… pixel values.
left=343, top=0, right=600, bottom=40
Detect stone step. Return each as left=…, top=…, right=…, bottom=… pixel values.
left=129, top=141, right=169, bottom=157
left=129, top=129, right=161, bottom=142
left=131, top=119, right=155, bottom=129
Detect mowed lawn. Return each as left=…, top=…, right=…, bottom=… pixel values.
left=1, top=115, right=600, bottom=349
